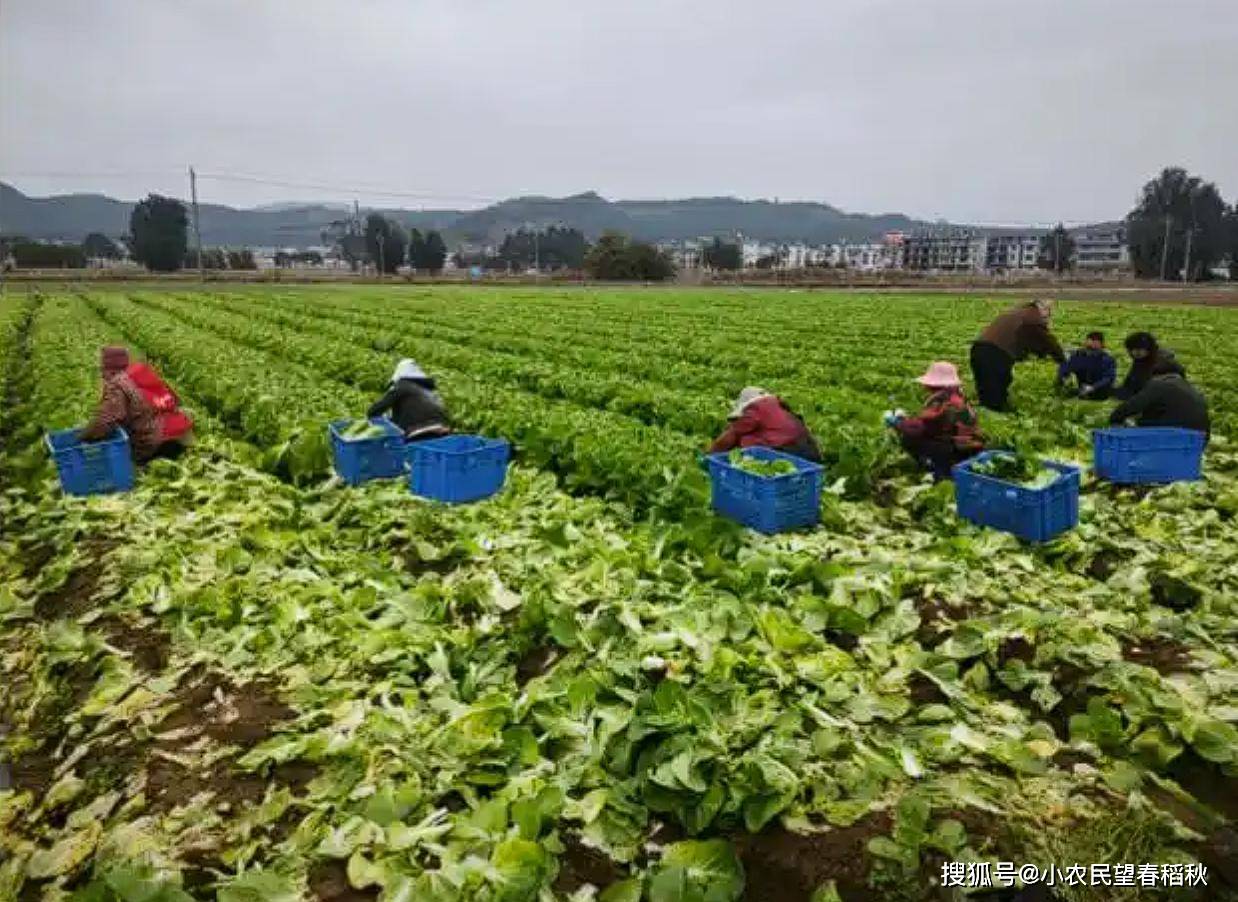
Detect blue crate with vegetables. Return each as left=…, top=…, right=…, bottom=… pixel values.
left=954, top=450, right=1080, bottom=542
left=706, top=447, right=825, bottom=534
left=329, top=417, right=406, bottom=486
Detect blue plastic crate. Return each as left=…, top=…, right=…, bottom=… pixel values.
left=329, top=417, right=406, bottom=486
left=707, top=448, right=825, bottom=534
left=408, top=434, right=510, bottom=503
left=954, top=451, right=1081, bottom=542
left=1093, top=427, right=1205, bottom=484
left=45, top=427, right=134, bottom=497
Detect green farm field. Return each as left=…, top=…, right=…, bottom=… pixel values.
left=1, top=285, right=1236, bottom=902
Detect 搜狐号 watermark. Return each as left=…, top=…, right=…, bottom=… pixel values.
left=940, top=861, right=1207, bottom=888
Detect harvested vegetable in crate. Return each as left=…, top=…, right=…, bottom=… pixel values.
left=727, top=448, right=798, bottom=477
left=341, top=419, right=389, bottom=441
left=970, top=452, right=1060, bottom=488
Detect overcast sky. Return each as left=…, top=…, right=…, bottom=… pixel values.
left=3, top=0, right=1236, bottom=224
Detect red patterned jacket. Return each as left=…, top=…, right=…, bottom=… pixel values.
left=896, top=388, right=984, bottom=451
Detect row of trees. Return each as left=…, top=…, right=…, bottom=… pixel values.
left=496, top=226, right=590, bottom=271
left=1127, top=167, right=1237, bottom=281
left=454, top=228, right=675, bottom=280
left=1, top=232, right=126, bottom=269
left=583, top=233, right=676, bottom=280
left=361, top=214, right=449, bottom=274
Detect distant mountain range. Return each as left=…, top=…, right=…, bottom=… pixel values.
left=2, top=181, right=966, bottom=248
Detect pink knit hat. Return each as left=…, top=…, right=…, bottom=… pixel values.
left=916, top=361, right=961, bottom=389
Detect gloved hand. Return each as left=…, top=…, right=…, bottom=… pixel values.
left=882, top=409, right=906, bottom=428
left=1078, top=384, right=1093, bottom=398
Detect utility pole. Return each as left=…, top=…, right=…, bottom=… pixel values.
left=534, top=228, right=540, bottom=275
left=188, top=166, right=203, bottom=276
left=1159, top=214, right=1172, bottom=281
left=1182, top=227, right=1194, bottom=283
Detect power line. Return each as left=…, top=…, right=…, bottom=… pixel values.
left=1, top=169, right=184, bottom=181
left=192, top=170, right=500, bottom=205
left=2, top=168, right=501, bottom=205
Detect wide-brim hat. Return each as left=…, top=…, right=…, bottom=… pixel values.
left=916, top=361, right=961, bottom=389
left=729, top=386, right=770, bottom=419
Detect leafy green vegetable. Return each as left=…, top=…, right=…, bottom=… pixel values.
left=727, top=449, right=797, bottom=477
left=970, top=453, right=1060, bottom=488
left=648, top=840, right=744, bottom=902
left=340, top=419, right=388, bottom=441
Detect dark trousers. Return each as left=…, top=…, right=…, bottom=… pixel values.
left=970, top=341, right=1014, bottom=411
left=136, top=441, right=186, bottom=465
left=901, top=434, right=979, bottom=482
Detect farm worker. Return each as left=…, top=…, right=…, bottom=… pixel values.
left=1109, top=357, right=1210, bottom=438
left=1056, top=331, right=1118, bottom=400
left=1114, top=332, right=1182, bottom=400
left=969, top=299, right=1065, bottom=412
left=367, top=358, right=451, bottom=441
left=708, top=387, right=823, bottom=463
left=79, top=347, right=187, bottom=462
left=125, top=360, right=194, bottom=451
left=886, top=362, right=984, bottom=481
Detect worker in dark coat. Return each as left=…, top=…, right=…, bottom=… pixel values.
left=969, top=299, right=1065, bottom=411
left=708, top=387, right=823, bottom=463
left=1109, top=358, right=1210, bottom=438
left=1057, top=331, right=1118, bottom=400
left=367, top=359, right=451, bottom=441
left=1114, top=332, right=1182, bottom=400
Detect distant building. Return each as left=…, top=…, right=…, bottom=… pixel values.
left=1072, top=225, right=1130, bottom=270
left=741, top=240, right=775, bottom=267
left=832, top=242, right=895, bottom=271
left=985, top=234, right=1042, bottom=272
left=656, top=239, right=706, bottom=270
left=902, top=230, right=989, bottom=272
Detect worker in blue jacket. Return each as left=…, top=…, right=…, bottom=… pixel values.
left=1057, top=331, right=1117, bottom=400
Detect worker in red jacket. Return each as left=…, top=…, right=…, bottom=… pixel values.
left=887, top=361, right=984, bottom=481
left=79, top=348, right=193, bottom=462
left=708, top=387, right=823, bottom=463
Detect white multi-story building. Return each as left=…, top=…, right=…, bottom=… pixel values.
left=984, top=234, right=1042, bottom=272
left=1072, top=225, right=1130, bottom=270
left=831, top=241, right=899, bottom=271
left=902, top=231, right=989, bottom=272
